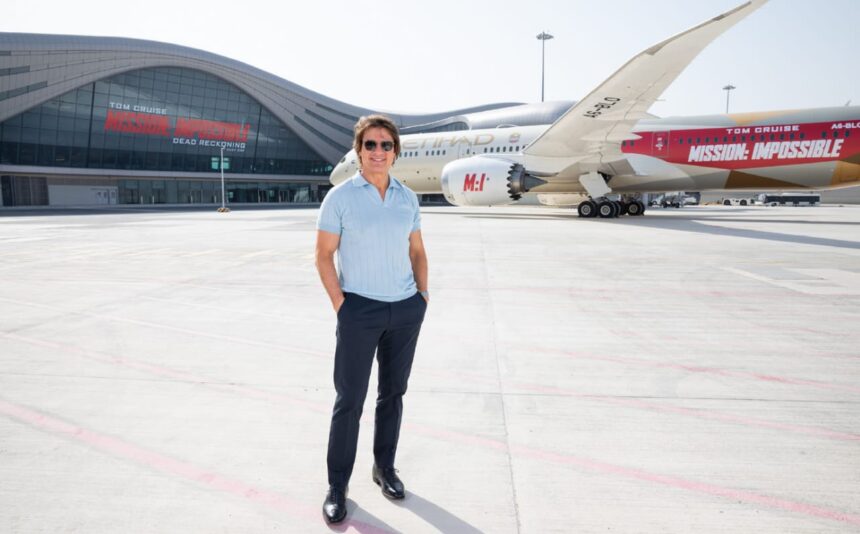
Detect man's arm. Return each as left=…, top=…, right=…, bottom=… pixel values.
left=408, top=229, right=429, bottom=302
left=315, top=230, right=345, bottom=313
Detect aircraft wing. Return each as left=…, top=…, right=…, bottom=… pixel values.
left=523, top=0, right=768, bottom=178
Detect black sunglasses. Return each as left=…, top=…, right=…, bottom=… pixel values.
left=363, top=140, right=395, bottom=152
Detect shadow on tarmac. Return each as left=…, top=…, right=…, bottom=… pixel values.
left=327, top=500, right=398, bottom=533
left=664, top=217, right=860, bottom=226
left=621, top=214, right=860, bottom=250
left=453, top=207, right=860, bottom=225
left=393, top=492, right=483, bottom=533
left=457, top=212, right=578, bottom=220
left=325, top=492, right=482, bottom=533
left=447, top=207, right=860, bottom=250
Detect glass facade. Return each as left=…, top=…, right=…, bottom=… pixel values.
left=0, top=67, right=333, bottom=176
left=0, top=175, right=48, bottom=206
left=402, top=121, right=468, bottom=135
left=116, top=179, right=315, bottom=205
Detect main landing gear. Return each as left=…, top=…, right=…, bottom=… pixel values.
left=577, top=198, right=646, bottom=218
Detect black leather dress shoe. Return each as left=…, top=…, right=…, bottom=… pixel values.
left=322, top=485, right=348, bottom=524
left=372, top=465, right=405, bottom=500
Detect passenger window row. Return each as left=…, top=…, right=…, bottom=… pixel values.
left=644, top=129, right=850, bottom=147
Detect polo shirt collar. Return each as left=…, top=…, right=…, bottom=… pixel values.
left=351, top=173, right=403, bottom=190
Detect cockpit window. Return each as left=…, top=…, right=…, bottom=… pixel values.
left=339, top=156, right=346, bottom=163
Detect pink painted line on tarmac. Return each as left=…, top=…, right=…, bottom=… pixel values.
left=502, top=377, right=860, bottom=443
left=586, top=395, right=860, bottom=441
left=10, top=330, right=860, bottom=445
left=8, top=332, right=860, bottom=527
left=139, top=295, right=330, bottom=326
left=511, top=442, right=860, bottom=528
left=2, top=332, right=331, bottom=415
left=0, top=398, right=390, bottom=534
left=482, top=285, right=781, bottom=300
left=408, top=423, right=860, bottom=528
left=515, top=346, right=860, bottom=394
left=419, top=368, right=860, bottom=442
left=582, top=393, right=860, bottom=442
left=0, top=296, right=329, bottom=358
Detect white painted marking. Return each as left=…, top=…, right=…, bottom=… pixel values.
left=725, top=267, right=860, bottom=295
left=123, top=248, right=173, bottom=257
left=239, top=250, right=275, bottom=259
left=184, top=249, right=221, bottom=257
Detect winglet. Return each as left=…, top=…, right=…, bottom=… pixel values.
left=644, top=1, right=767, bottom=56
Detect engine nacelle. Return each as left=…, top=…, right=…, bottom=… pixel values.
left=440, top=157, right=545, bottom=207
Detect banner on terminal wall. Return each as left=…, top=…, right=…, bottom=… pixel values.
left=103, top=108, right=251, bottom=153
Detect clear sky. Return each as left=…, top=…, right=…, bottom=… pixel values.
left=4, top=0, right=858, bottom=117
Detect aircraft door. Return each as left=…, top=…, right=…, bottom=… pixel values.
left=456, top=141, right=471, bottom=159
left=651, top=131, right=670, bottom=158
left=451, top=136, right=480, bottom=159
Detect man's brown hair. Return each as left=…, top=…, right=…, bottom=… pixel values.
left=353, top=114, right=401, bottom=165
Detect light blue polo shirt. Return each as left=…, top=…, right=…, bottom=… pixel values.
left=317, top=173, right=421, bottom=302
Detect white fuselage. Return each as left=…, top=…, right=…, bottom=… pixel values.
left=329, top=125, right=547, bottom=193
left=329, top=107, right=860, bottom=197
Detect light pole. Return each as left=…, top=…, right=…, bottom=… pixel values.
left=536, top=31, right=554, bottom=102
left=723, top=84, right=736, bottom=114
left=220, top=146, right=226, bottom=210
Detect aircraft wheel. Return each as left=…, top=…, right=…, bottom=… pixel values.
left=618, top=202, right=629, bottom=216
left=578, top=200, right=597, bottom=218
left=598, top=201, right=615, bottom=218
left=627, top=200, right=643, bottom=216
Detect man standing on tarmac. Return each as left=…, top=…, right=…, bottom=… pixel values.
left=315, top=114, right=429, bottom=524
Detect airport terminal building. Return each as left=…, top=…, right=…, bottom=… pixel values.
left=0, top=33, right=528, bottom=208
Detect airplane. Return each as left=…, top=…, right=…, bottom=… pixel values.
left=329, top=0, right=860, bottom=218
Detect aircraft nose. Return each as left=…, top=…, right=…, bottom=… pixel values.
left=329, top=150, right=356, bottom=185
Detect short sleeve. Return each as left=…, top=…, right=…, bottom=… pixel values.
left=410, top=192, right=421, bottom=233
left=317, top=190, right=342, bottom=235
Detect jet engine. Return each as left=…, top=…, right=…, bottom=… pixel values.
left=440, top=157, right=546, bottom=207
